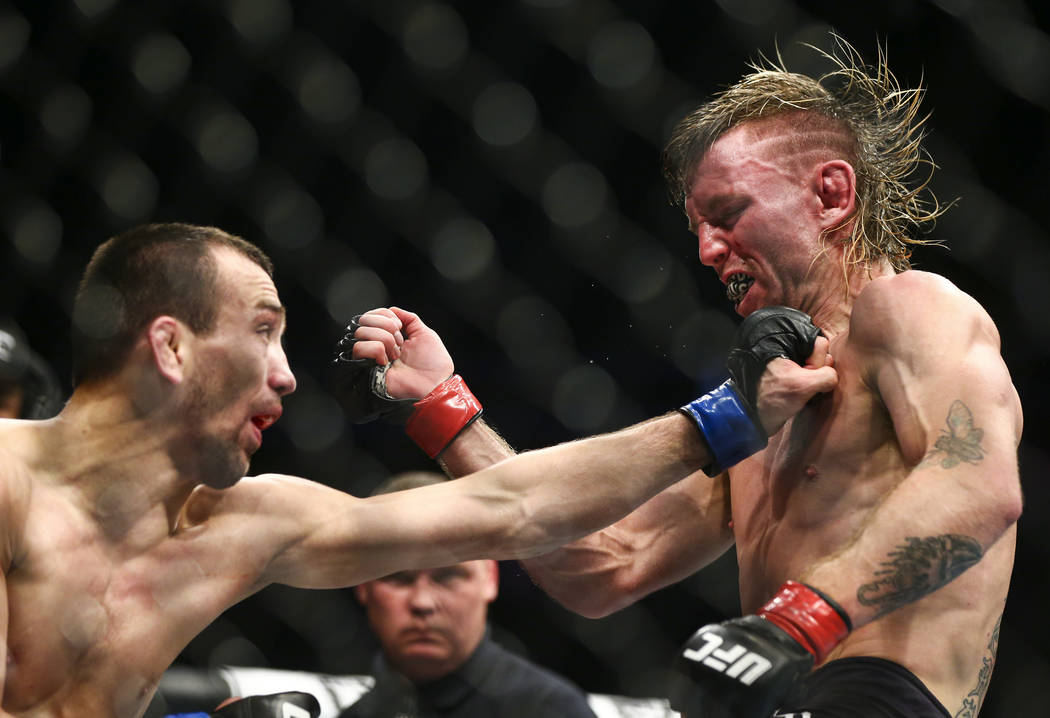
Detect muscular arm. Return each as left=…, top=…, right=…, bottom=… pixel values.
left=440, top=422, right=734, bottom=617
left=350, top=306, right=832, bottom=617
left=219, top=410, right=711, bottom=591
left=799, top=272, right=1023, bottom=629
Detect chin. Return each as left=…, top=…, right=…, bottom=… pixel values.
left=198, top=437, right=250, bottom=489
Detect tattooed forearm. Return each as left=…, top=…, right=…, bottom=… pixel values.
left=921, top=400, right=986, bottom=469
left=857, top=535, right=983, bottom=618
left=954, top=613, right=1002, bottom=718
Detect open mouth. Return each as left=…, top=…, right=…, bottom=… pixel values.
left=726, top=273, right=754, bottom=305
left=251, top=414, right=278, bottom=432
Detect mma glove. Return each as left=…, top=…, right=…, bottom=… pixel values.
left=669, top=581, right=851, bottom=718
left=679, top=306, right=822, bottom=475
left=165, top=691, right=320, bottom=718
left=332, top=317, right=482, bottom=458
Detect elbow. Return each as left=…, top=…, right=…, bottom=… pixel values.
left=564, top=590, right=634, bottom=619
left=550, top=589, right=633, bottom=620
left=1000, top=487, right=1023, bottom=528
left=520, top=558, right=644, bottom=619
left=554, top=573, right=646, bottom=619
left=985, top=476, right=1023, bottom=539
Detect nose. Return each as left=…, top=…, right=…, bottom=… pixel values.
left=407, top=578, right=439, bottom=615
left=697, top=224, right=728, bottom=267
left=270, top=345, right=297, bottom=396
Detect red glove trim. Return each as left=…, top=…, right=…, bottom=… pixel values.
left=405, top=375, right=483, bottom=458
left=758, top=580, right=851, bottom=664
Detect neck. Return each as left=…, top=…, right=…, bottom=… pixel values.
left=802, top=256, right=896, bottom=341
left=44, top=386, right=199, bottom=542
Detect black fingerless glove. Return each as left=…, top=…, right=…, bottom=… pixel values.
left=679, top=306, right=822, bottom=476
left=331, top=315, right=417, bottom=424
left=726, top=306, right=822, bottom=408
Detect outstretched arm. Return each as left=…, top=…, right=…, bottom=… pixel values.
left=204, top=307, right=834, bottom=593
left=213, top=408, right=711, bottom=591
left=341, top=306, right=834, bottom=617
left=799, top=272, right=1023, bottom=627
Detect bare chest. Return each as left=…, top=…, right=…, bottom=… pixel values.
left=729, top=347, right=909, bottom=607
left=3, top=506, right=238, bottom=714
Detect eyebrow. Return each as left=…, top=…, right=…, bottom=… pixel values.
left=255, top=301, right=288, bottom=332
left=687, top=193, right=739, bottom=233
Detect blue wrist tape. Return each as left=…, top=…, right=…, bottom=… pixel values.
left=679, top=379, right=767, bottom=476
left=164, top=713, right=210, bottom=718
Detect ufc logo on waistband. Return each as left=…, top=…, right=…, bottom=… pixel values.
left=773, top=713, right=812, bottom=718
left=681, top=630, right=773, bottom=685
left=283, top=705, right=312, bottom=718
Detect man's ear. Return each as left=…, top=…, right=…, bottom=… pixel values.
left=815, top=159, right=856, bottom=230
left=355, top=583, right=371, bottom=605
left=147, top=316, right=186, bottom=385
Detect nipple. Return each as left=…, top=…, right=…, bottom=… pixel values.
left=804, top=464, right=819, bottom=481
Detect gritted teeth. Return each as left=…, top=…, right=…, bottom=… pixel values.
left=726, top=273, right=754, bottom=304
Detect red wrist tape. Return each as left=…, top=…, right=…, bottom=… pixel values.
left=758, top=580, right=851, bottom=664
left=405, top=375, right=483, bottom=458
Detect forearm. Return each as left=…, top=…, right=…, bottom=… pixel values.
left=471, top=412, right=711, bottom=559
left=799, top=458, right=1021, bottom=630
left=435, top=419, right=516, bottom=478
left=521, top=473, right=734, bottom=617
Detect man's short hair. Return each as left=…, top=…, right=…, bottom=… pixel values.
left=71, top=222, right=274, bottom=387
left=662, top=35, right=947, bottom=272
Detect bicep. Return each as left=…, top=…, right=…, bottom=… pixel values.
left=869, top=297, right=1021, bottom=469
left=254, top=474, right=512, bottom=589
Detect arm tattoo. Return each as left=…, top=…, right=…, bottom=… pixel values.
left=954, top=613, right=1002, bottom=718
left=857, top=535, right=983, bottom=618
left=921, top=400, right=986, bottom=469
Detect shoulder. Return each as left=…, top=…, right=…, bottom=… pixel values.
left=849, top=270, right=998, bottom=350
left=0, top=421, right=37, bottom=569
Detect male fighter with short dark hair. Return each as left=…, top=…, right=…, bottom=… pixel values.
left=0, top=222, right=831, bottom=717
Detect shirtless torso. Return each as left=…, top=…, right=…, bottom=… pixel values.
left=0, top=421, right=263, bottom=715
left=413, top=270, right=1020, bottom=717
left=1, top=322, right=816, bottom=716
left=729, top=275, right=1015, bottom=711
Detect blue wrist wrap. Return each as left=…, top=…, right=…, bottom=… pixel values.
left=164, top=714, right=209, bottom=718
left=680, top=379, right=767, bottom=476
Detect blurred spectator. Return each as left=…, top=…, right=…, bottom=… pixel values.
left=0, top=319, right=63, bottom=419
left=341, top=471, right=597, bottom=718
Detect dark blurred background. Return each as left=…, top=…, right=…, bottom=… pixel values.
left=2, top=0, right=1048, bottom=714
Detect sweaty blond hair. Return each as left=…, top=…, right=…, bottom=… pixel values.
left=662, top=36, right=947, bottom=272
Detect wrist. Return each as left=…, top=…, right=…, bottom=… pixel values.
left=679, top=379, right=767, bottom=476
left=758, top=580, right=851, bottom=664
left=405, top=375, right=483, bottom=458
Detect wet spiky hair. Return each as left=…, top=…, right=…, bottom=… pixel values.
left=662, top=35, right=947, bottom=271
